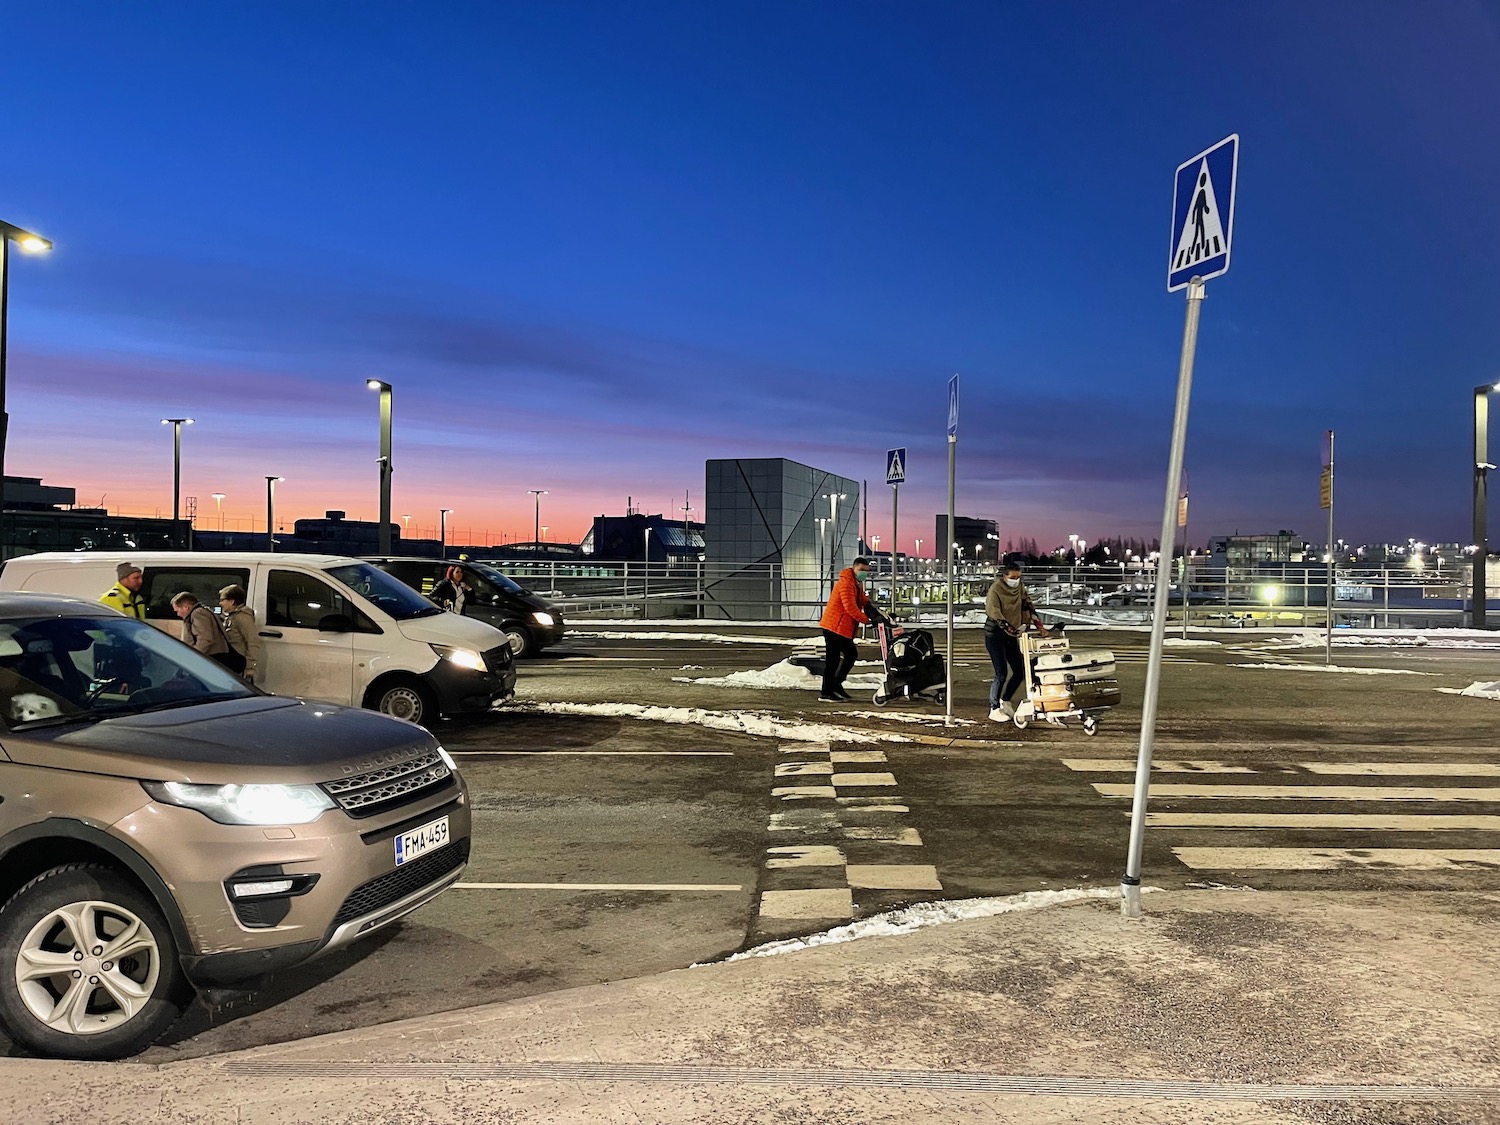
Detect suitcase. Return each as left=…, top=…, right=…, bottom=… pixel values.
left=1037, top=678, right=1121, bottom=713
left=1033, top=648, right=1116, bottom=681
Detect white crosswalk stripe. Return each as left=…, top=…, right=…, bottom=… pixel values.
left=1066, top=754, right=1500, bottom=876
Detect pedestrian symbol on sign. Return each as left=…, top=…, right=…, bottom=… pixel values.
left=886, top=447, right=906, bottom=486
left=1173, top=161, right=1225, bottom=271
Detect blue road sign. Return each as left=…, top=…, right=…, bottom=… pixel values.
left=886, top=447, right=906, bottom=486
left=947, top=374, right=959, bottom=437
left=1168, top=135, right=1238, bottom=292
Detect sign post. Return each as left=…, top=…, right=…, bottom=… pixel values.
left=945, top=377, right=958, bottom=728
left=886, top=448, right=906, bottom=617
left=1178, top=485, right=1190, bottom=639
left=1322, top=430, right=1335, bottom=666
left=1122, top=134, right=1238, bottom=920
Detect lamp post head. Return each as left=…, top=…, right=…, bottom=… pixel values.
left=161, top=417, right=194, bottom=425
left=1, top=222, right=52, bottom=252
left=211, top=492, right=225, bottom=501
left=366, top=378, right=391, bottom=392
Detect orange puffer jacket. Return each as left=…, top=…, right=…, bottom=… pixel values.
left=819, top=568, right=871, bottom=639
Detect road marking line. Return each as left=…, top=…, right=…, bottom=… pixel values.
left=772, top=785, right=839, bottom=800
left=846, top=864, right=943, bottom=890
left=832, top=750, right=889, bottom=764
left=1141, top=813, right=1500, bottom=830
left=1068, top=759, right=1500, bottom=777
left=766, top=846, right=846, bottom=868
left=758, top=888, right=854, bottom=919
left=769, top=810, right=841, bottom=831
left=455, top=882, right=743, bottom=891
left=1091, top=783, right=1500, bottom=802
left=832, top=772, right=899, bottom=787
left=835, top=797, right=908, bottom=812
left=1172, top=847, right=1500, bottom=871
left=842, top=826, right=924, bottom=845
left=449, top=750, right=734, bottom=757
left=776, top=761, right=834, bottom=777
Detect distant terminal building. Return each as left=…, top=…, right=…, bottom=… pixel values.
left=705, top=457, right=860, bottom=620
left=1206, top=531, right=1307, bottom=567
left=581, top=513, right=704, bottom=564
left=935, top=515, right=999, bottom=565
left=1, top=475, right=187, bottom=561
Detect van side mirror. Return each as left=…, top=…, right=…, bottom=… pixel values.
left=318, top=614, right=354, bottom=633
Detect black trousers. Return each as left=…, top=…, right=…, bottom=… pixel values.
left=821, top=629, right=858, bottom=695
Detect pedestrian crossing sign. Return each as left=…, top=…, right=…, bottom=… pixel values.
left=886, top=448, right=906, bottom=486
left=1168, top=134, right=1238, bottom=292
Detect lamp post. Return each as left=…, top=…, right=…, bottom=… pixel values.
left=211, top=492, right=225, bottom=532
left=160, top=418, right=194, bottom=524
left=439, top=508, right=453, bottom=558
left=528, top=489, right=548, bottom=546
left=1475, top=382, right=1499, bottom=628
left=821, top=492, right=846, bottom=585
left=402, top=514, right=411, bottom=532
left=265, top=477, right=283, bottom=552
left=367, top=379, right=393, bottom=555
left=0, top=219, right=52, bottom=530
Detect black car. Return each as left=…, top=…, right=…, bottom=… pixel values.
left=365, top=558, right=565, bottom=657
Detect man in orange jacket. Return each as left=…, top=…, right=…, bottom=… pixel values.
left=818, top=556, right=888, bottom=702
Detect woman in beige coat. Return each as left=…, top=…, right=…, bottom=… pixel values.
left=218, top=584, right=263, bottom=683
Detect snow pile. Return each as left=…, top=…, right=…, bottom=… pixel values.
left=570, top=630, right=822, bottom=646
left=1162, top=638, right=1222, bottom=647
left=843, top=709, right=977, bottom=726
left=673, top=659, right=883, bottom=691
left=528, top=701, right=910, bottom=744
left=1230, top=662, right=1437, bottom=676
left=1454, top=681, right=1500, bottom=700
left=720, top=887, right=1132, bottom=961
left=1271, top=630, right=1500, bottom=651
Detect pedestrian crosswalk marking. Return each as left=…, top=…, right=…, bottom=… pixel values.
left=1172, top=158, right=1227, bottom=270
left=1092, top=783, right=1500, bottom=802
left=1173, top=847, right=1500, bottom=872
left=1141, top=813, right=1500, bottom=831
left=1068, top=759, right=1500, bottom=777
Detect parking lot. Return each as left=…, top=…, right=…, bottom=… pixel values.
left=6, top=623, right=1497, bottom=1062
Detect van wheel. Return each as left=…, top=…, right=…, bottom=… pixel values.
left=503, top=625, right=533, bottom=658
left=370, top=677, right=436, bottom=726
left=0, top=864, right=189, bottom=1060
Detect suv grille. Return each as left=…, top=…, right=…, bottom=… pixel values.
left=482, top=645, right=512, bottom=672
left=322, top=749, right=455, bottom=819
left=331, top=838, right=470, bottom=926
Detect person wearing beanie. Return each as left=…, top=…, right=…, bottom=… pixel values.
left=101, top=562, right=147, bottom=620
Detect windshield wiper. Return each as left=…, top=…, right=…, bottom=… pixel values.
left=134, top=692, right=251, bottom=715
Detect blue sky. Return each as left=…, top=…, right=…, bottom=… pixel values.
left=2, top=1, right=1497, bottom=549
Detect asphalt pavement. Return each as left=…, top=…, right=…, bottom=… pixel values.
left=4, top=621, right=1499, bottom=1070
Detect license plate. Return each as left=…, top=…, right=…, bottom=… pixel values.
left=394, top=816, right=449, bottom=866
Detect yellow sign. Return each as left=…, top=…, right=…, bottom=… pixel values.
left=1176, top=495, right=1189, bottom=528
left=1320, top=468, right=1333, bottom=510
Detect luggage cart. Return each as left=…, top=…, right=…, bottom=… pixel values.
left=871, top=624, right=947, bottom=707
left=1010, top=630, right=1119, bottom=736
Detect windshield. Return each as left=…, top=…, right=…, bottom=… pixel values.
left=470, top=563, right=526, bottom=595
left=325, top=562, right=443, bottom=620
left=0, top=614, right=255, bottom=730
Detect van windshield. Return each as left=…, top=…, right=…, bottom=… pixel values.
left=325, top=563, right=444, bottom=620
left=0, top=614, right=255, bottom=730
left=469, top=564, right=526, bottom=595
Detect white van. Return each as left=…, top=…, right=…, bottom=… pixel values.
left=0, top=553, right=516, bottom=725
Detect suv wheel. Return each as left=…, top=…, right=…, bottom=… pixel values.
left=504, top=625, right=533, bottom=658
left=0, top=864, right=188, bottom=1060
left=371, top=676, right=436, bottom=725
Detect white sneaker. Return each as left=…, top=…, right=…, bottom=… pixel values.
left=989, top=703, right=1014, bottom=722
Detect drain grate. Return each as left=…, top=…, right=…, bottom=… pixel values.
left=215, top=1061, right=1500, bottom=1102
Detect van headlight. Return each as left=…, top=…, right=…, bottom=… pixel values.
left=532, top=611, right=554, bottom=627
left=430, top=644, right=486, bottom=671
left=144, top=781, right=336, bottom=826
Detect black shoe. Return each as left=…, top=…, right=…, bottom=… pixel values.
left=833, top=689, right=854, bottom=701
left=819, top=693, right=848, bottom=703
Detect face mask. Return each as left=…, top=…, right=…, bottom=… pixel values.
left=855, top=570, right=869, bottom=583
left=1004, top=577, right=1021, bottom=588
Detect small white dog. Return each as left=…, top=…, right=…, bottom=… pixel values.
left=9, top=693, right=62, bottom=723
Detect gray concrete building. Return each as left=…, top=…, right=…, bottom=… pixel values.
left=704, top=458, right=861, bottom=620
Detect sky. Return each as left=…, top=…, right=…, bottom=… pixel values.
left=2, top=1, right=1498, bottom=552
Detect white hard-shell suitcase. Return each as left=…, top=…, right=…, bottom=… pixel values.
left=1033, top=648, right=1116, bottom=683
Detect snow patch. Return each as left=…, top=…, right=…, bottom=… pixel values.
left=1270, top=630, right=1500, bottom=651
left=1230, top=662, right=1438, bottom=676
left=672, top=659, right=883, bottom=691
left=843, top=709, right=977, bottom=726
left=1445, top=681, right=1500, bottom=700
left=720, top=887, right=1134, bottom=961
left=527, top=701, right=910, bottom=744
left=1162, top=638, right=1222, bottom=647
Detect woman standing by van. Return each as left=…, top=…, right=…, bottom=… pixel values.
left=218, top=584, right=261, bottom=683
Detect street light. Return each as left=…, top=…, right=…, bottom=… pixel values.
left=210, top=492, right=225, bottom=532
left=0, top=219, right=52, bottom=525
left=821, top=492, right=847, bottom=582
left=265, top=477, right=283, bottom=552
left=402, top=514, right=411, bottom=532
left=541, top=525, right=549, bottom=540
left=160, top=418, right=194, bottom=525
left=367, top=379, right=393, bottom=554
left=440, top=508, right=453, bottom=558
left=528, top=489, right=548, bottom=546
left=1474, top=381, right=1499, bottom=628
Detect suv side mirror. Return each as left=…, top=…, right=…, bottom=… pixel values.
left=318, top=614, right=354, bottom=633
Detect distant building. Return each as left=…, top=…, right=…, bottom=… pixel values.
left=1206, top=531, right=1307, bottom=567
left=935, top=515, right=999, bottom=565
left=705, top=457, right=859, bottom=620
left=293, top=511, right=402, bottom=555
left=1, top=475, right=188, bottom=561
left=581, top=514, right=704, bottom=563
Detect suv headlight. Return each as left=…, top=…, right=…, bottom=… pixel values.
left=144, top=781, right=336, bottom=826
left=430, top=643, right=486, bottom=671
left=437, top=746, right=460, bottom=774
left=531, top=611, right=554, bottom=627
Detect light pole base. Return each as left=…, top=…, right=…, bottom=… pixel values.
left=1120, top=878, right=1143, bottom=920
